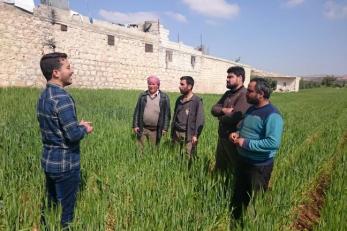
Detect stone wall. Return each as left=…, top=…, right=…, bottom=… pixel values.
left=0, top=3, right=251, bottom=93
left=0, top=3, right=49, bottom=87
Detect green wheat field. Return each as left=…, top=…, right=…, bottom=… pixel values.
left=1, top=87, right=346, bottom=230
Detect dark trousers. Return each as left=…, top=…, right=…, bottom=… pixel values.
left=215, top=138, right=238, bottom=173
left=231, top=157, right=273, bottom=220
left=43, top=169, right=80, bottom=227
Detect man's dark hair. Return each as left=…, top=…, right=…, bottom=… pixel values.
left=40, top=52, right=68, bottom=81
left=227, top=66, right=245, bottom=82
left=180, top=76, right=194, bottom=88
left=250, top=77, right=272, bottom=99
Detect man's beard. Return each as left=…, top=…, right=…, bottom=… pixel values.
left=180, top=88, right=188, bottom=95
left=247, top=97, right=258, bottom=105
left=227, top=84, right=238, bottom=90
left=63, top=78, right=72, bottom=87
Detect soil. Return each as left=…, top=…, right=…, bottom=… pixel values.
left=291, top=173, right=330, bottom=230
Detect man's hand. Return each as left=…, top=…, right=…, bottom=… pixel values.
left=235, top=138, right=245, bottom=147
left=80, top=120, right=94, bottom=134
left=133, top=127, right=140, bottom=134
left=191, top=136, right=198, bottom=145
left=229, top=132, right=245, bottom=147
left=229, top=132, right=239, bottom=143
left=222, top=107, right=234, bottom=116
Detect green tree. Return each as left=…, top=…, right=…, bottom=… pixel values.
left=299, top=79, right=321, bottom=89
left=264, top=78, right=277, bottom=91
left=321, top=75, right=337, bottom=87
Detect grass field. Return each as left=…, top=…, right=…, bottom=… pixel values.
left=1, top=87, right=346, bottom=230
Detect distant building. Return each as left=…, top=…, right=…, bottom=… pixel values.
left=251, top=69, right=300, bottom=92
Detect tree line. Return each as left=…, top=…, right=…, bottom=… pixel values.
left=299, top=75, right=346, bottom=89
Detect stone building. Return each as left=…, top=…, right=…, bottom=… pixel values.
left=0, top=1, right=299, bottom=93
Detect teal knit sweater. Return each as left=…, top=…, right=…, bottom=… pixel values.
left=237, top=103, right=284, bottom=164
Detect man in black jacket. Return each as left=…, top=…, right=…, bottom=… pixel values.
left=211, top=66, right=250, bottom=173
left=171, top=76, right=204, bottom=162
left=132, top=75, right=171, bottom=147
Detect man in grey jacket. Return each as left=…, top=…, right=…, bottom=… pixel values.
left=132, top=75, right=171, bottom=147
left=171, top=76, right=204, bottom=163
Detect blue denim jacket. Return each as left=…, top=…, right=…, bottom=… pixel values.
left=37, top=83, right=86, bottom=173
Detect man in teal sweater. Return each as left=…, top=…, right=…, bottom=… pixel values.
left=229, top=77, right=284, bottom=220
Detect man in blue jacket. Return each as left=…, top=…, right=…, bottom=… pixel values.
left=229, top=77, right=284, bottom=220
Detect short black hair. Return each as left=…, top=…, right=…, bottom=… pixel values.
left=250, top=77, right=272, bottom=99
left=40, top=52, right=68, bottom=81
left=180, top=76, right=194, bottom=88
left=227, top=66, right=245, bottom=82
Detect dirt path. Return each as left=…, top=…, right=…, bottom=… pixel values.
left=290, top=131, right=347, bottom=230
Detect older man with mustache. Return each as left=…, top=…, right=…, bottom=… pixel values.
left=132, top=75, right=171, bottom=148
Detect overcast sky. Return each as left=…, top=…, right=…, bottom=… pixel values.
left=34, top=0, right=347, bottom=76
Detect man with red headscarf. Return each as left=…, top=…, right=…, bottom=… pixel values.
left=132, top=75, right=171, bottom=148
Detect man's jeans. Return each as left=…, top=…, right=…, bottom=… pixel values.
left=44, top=169, right=80, bottom=227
